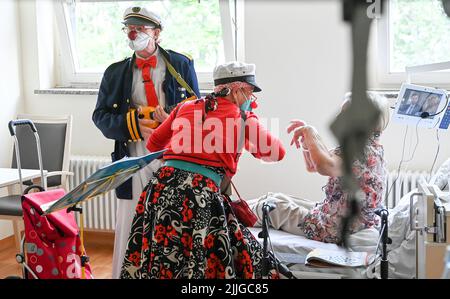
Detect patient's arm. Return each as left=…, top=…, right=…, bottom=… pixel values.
left=309, top=146, right=342, bottom=177
left=289, top=124, right=342, bottom=177
left=302, top=150, right=317, bottom=172
left=288, top=120, right=316, bottom=172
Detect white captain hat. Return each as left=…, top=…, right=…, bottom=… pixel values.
left=213, top=61, right=262, bottom=92
left=122, top=6, right=164, bottom=30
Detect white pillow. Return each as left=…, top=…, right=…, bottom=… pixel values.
left=430, top=158, right=450, bottom=190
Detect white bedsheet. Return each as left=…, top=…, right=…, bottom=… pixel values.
left=366, top=189, right=418, bottom=279
left=247, top=190, right=421, bottom=279
left=247, top=226, right=379, bottom=279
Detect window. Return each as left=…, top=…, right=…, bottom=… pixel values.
left=376, top=0, right=450, bottom=87
left=55, top=0, right=242, bottom=89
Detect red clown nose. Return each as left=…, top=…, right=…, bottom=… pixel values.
left=250, top=101, right=258, bottom=109
left=128, top=30, right=137, bottom=40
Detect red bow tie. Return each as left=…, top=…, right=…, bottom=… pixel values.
left=136, top=55, right=157, bottom=69
left=135, top=55, right=159, bottom=107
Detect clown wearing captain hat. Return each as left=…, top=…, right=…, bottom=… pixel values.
left=92, top=5, right=200, bottom=279
left=122, top=6, right=164, bottom=28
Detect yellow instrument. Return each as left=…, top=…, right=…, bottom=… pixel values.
left=137, top=106, right=161, bottom=129
left=137, top=96, right=196, bottom=129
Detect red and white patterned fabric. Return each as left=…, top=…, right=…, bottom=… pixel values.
left=302, top=140, right=387, bottom=243
left=120, top=166, right=280, bottom=279
left=21, top=189, right=93, bottom=279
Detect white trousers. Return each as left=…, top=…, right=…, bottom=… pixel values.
left=247, top=192, right=314, bottom=236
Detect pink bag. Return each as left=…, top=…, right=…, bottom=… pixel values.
left=21, top=189, right=93, bottom=279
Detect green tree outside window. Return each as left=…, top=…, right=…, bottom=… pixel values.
left=390, top=0, right=450, bottom=72
left=71, top=0, right=224, bottom=73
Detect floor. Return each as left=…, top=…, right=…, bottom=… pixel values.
left=0, top=232, right=114, bottom=279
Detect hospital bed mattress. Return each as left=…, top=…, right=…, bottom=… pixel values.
left=248, top=227, right=373, bottom=279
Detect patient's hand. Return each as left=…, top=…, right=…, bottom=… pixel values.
left=287, top=120, right=306, bottom=134
left=287, top=120, right=307, bottom=149
left=289, top=120, right=318, bottom=172
left=289, top=123, right=317, bottom=150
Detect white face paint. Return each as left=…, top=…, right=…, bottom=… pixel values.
left=128, top=31, right=151, bottom=52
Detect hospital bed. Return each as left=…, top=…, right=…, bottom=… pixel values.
left=411, top=182, right=450, bottom=278
left=248, top=226, right=379, bottom=279
left=248, top=181, right=450, bottom=279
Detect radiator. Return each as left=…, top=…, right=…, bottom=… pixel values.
left=384, top=170, right=430, bottom=209
left=69, top=156, right=119, bottom=231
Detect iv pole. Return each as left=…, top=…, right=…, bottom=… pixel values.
left=332, top=0, right=384, bottom=248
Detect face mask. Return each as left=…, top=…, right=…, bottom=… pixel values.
left=240, top=99, right=252, bottom=112
left=128, top=31, right=151, bottom=52
left=239, top=89, right=254, bottom=112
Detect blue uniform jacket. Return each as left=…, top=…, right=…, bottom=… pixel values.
left=92, top=46, right=200, bottom=199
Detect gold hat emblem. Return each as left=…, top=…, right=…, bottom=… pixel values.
left=132, top=7, right=141, bottom=13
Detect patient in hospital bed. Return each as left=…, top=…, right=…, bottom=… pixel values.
left=249, top=93, right=391, bottom=245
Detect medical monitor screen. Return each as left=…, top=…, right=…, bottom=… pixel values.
left=397, top=90, right=441, bottom=118
left=393, top=84, right=447, bottom=128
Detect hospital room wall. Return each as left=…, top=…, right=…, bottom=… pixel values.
left=234, top=0, right=351, bottom=200
left=237, top=0, right=450, bottom=200
left=18, top=0, right=450, bottom=203
left=17, top=0, right=114, bottom=160
left=0, top=0, right=24, bottom=239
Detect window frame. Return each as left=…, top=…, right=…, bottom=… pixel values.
left=54, top=0, right=243, bottom=90
left=375, top=0, right=450, bottom=89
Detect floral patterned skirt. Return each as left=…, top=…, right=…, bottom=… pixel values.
left=120, top=166, right=279, bottom=279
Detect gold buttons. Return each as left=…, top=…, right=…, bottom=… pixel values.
left=113, top=103, right=118, bottom=108
left=126, top=99, right=130, bottom=103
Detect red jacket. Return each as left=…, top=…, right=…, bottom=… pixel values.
left=147, top=97, right=285, bottom=177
